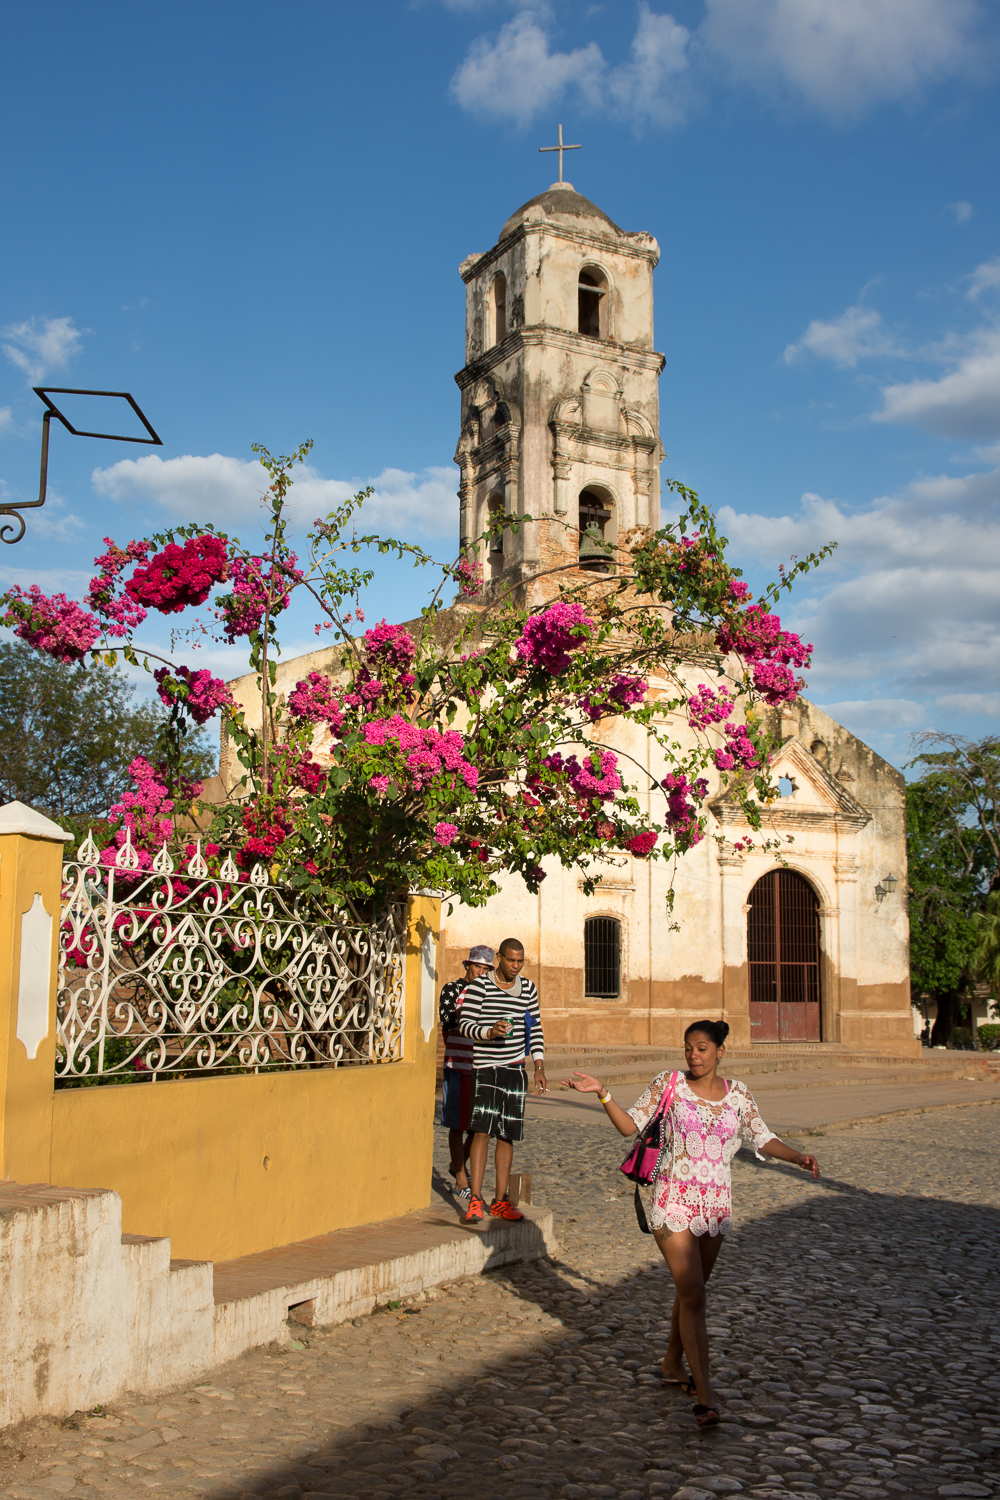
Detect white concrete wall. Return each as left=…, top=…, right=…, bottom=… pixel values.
left=0, top=1182, right=556, bottom=1428
left=0, top=1184, right=213, bottom=1427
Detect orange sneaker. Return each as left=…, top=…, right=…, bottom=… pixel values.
left=462, top=1193, right=485, bottom=1224
left=489, top=1195, right=524, bottom=1221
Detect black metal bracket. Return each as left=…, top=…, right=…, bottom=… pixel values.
left=0, top=387, right=163, bottom=545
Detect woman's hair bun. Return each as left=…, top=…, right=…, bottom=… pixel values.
left=684, top=1018, right=730, bottom=1047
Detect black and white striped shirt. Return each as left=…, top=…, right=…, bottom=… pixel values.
left=458, top=973, right=545, bottom=1069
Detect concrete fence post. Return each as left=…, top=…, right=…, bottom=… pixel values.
left=0, top=801, right=72, bottom=1183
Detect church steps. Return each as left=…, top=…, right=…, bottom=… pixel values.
left=544, top=1044, right=1000, bottom=1089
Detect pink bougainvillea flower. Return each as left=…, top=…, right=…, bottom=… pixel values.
left=125, top=534, right=229, bottom=614
left=216, top=553, right=303, bottom=642
left=1, top=585, right=101, bottom=663
left=154, top=665, right=232, bottom=725
left=434, top=822, right=459, bottom=847
left=686, top=684, right=735, bottom=730
left=715, top=723, right=761, bottom=773
left=580, top=673, right=647, bottom=722
left=287, top=671, right=344, bottom=734
left=361, top=714, right=478, bottom=791
left=515, top=601, right=594, bottom=675
left=362, top=619, right=417, bottom=671
left=454, top=557, right=483, bottom=598
left=626, top=831, right=657, bottom=857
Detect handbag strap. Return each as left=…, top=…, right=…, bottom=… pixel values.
left=655, top=1069, right=678, bottom=1123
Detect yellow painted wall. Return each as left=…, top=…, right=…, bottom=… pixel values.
left=0, top=831, right=62, bottom=1185
left=47, top=895, right=440, bottom=1263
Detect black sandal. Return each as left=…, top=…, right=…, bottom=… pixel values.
left=663, top=1375, right=696, bottom=1395
left=693, top=1404, right=720, bottom=1427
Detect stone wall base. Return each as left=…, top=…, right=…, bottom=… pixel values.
left=0, top=1183, right=555, bottom=1429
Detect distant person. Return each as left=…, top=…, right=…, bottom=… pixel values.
left=439, top=946, right=494, bottom=1199
left=458, top=937, right=546, bottom=1223
left=563, top=1018, right=819, bottom=1428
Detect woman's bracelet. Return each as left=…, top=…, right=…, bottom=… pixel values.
left=597, top=1085, right=612, bottom=1104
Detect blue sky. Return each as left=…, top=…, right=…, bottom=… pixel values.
left=1, top=0, right=998, bottom=770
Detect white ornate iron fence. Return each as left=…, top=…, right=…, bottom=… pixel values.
left=57, top=831, right=406, bottom=1084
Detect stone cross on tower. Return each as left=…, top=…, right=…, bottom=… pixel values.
left=538, top=124, right=581, bottom=185
left=453, top=182, right=665, bottom=606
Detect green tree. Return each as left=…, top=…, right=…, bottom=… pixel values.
left=906, top=734, right=1000, bottom=1045
left=0, top=641, right=215, bottom=823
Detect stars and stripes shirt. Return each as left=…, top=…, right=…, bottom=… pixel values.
left=439, top=978, right=475, bottom=1073
left=458, top=973, right=545, bottom=1069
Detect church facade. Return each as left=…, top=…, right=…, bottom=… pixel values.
left=223, top=181, right=915, bottom=1057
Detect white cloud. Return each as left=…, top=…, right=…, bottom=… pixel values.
left=949, top=200, right=974, bottom=224
left=93, top=453, right=276, bottom=523
left=0, top=407, right=11, bottom=435
left=966, top=255, right=1000, bottom=299
left=357, top=466, right=459, bottom=536
left=815, top=698, right=928, bottom=732
left=451, top=10, right=604, bottom=124
left=719, top=466, right=1000, bottom=714
left=701, top=0, right=984, bottom=117
left=91, top=454, right=459, bottom=538
left=784, top=303, right=900, bottom=368
left=2, top=316, right=85, bottom=383
left=606, top=6, right=693, bottom=128
left=10, top=492, right=88, bottom=544
left=450, top=1, right=989, bottom=131
left=874, top=325, right=1000, bottom=439
left=0, top=560, right=92, bottom=594
left=935, top=692, right=1000, bottom=716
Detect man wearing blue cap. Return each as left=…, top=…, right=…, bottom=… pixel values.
left=439, top=945, right=494, bottom=1200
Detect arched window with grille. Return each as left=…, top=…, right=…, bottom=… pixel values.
left=585, top=916, right=621, bottom=998
left=748, top=870, right=821, bottom=1042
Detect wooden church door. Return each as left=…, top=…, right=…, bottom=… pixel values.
left=748, top=871, right=821, bottom=1042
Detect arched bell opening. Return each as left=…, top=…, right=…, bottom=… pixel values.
left=485, top=491, right=505, bottom=579
left=578, top=486, right=616, bottom=573
left=490, top=273, right=507, bottom=346
left=748, top=869, right=822, bottom=1043
left=578, top=265, right=609, bottom=339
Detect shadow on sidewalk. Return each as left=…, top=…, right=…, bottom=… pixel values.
left=196, top=1161, right=995, bottom=1500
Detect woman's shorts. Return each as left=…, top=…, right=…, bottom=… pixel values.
left=441, top=1068, right=473, bottom=1131
left=468, top=1064, right=527, bottom=1142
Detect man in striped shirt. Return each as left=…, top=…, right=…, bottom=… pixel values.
left=439, top=945, right=493, bottom=1200
left=458, top=937, right=546, bottom=1224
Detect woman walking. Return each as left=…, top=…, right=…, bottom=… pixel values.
left=564, top=1019, right=819, bottom=1426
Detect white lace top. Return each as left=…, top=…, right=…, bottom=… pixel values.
left=627, top=1072, right=776, bottom=1237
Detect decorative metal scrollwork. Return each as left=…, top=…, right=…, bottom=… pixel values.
left=57, top=854, right=405, bottom=1084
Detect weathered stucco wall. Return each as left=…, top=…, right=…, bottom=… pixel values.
left=438, top=690, right=914, bottom=1055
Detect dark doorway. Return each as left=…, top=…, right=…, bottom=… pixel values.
left=748, top=870, right=821, bottom=1042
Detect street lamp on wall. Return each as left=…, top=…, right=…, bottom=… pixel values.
left=0, top=386, right=162, bottom=545
left=874, top=873, right=899, bottom=908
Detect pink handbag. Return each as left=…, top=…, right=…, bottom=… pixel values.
left=619, top=1071, right=678, bottom=1235
left=619, top=1071, right=678, bottom=1183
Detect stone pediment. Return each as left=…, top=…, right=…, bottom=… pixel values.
left=709, top=737, right=873, bottom=835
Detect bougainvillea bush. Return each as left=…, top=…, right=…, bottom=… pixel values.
left=1, top=440, right=831, bottom=912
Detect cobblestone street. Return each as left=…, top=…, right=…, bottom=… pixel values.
left=2, top=1100, right=998, bottom=1500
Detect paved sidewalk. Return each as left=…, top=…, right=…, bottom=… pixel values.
left=1, top=1101, right=998, bottom=1500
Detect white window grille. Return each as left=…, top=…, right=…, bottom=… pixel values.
left=57, top=830, right=405, bottom=1083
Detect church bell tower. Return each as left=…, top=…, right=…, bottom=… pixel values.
left=454, top=175, right=665, bottom=603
